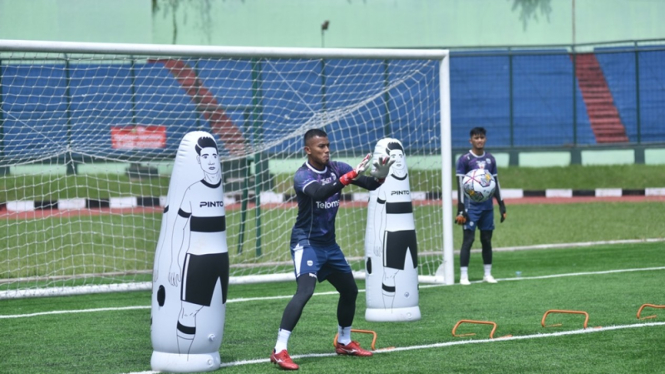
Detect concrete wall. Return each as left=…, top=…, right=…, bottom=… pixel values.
left=1, top=0, right=664, bottom=47
left=0, top=0, right=152, bottom=43
left=151, top=0, right=665, bottom=47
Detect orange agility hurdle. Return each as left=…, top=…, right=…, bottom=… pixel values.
left=452, top=319, right=512, bottom=339
left=636, top=304, right=665, bottom=320
left=333, top=329, right=394, bottom=351
left=541, top=309, right=589, bottom=329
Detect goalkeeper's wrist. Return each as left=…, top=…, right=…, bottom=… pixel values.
left=340, top=170, right=358, bottom=186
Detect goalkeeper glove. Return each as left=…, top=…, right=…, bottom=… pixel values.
left=340, top=153, right=371, bottom=186
left=499, top=201, right=506, bottom=223
left=455, top=202, right=468, bottom=225
left=370, top=155, right=395, bottom=181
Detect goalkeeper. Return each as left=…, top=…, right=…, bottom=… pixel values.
left=270, top=129, right=393, bottom=370
left=455, top=127, right=506, bottom=285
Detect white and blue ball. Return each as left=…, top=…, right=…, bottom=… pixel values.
left=462, top=169, right=496, bottom=203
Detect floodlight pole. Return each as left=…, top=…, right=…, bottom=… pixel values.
left=572, top=0, right=576, bottom=46
left=321, top=20, right=329, bottom=48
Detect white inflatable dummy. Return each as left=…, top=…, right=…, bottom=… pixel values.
left=365, top=138, right=421, bottom=322
left=151, top=131, right=229, bottom=372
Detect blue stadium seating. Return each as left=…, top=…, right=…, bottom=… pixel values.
left=1, top=48, right=660, bottom=159
left=596, top=49, right=665, bottom=143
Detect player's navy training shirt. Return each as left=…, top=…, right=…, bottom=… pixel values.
left=456, top=151, right=498, bottom=211
left=290, top=160, right=353, bottom=247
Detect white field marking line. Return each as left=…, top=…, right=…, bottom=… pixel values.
left=0, top=305, right=149, bottom=319
left=490, top=238, right=665, bottom=253
left=0, top=292, right=340, bottom=319
left=123, top=321, right=665, bottom=373
left=219, top=322, right=665, bottom=367
left=418, top=265, right=665, bottom=288
left=386, top=238, right=665, bottom=260
left=3, top=266, right=665, bottom=319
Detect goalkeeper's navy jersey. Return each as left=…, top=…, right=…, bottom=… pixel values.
left=456, top=151, right=498, bottom=211
left=290, top=160, right=353, bottom=247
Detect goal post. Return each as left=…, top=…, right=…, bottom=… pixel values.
left=0, top=39, right=454, bottom=299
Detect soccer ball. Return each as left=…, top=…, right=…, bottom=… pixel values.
left=462, top=169, right=496, bottom=203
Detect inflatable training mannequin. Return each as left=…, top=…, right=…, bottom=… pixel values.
left=151, top=131, right=229, bottom=372
left=365, top=138, right=421, bottom=322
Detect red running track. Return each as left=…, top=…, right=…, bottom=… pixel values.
left=1, top=195, right=663, bottom=220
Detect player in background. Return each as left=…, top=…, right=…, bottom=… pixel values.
left=168, top=136, right=229, bottom=356
left=270, top=129, right=393, bottom=370
left=455, top=127, right=506, bottom=285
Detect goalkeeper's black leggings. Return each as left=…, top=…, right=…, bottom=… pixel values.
left=459, top=229, right=493, bottom=267
left=279, top=272, right=358, bottom=332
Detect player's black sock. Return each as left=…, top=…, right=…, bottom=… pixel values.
left=327, top=272, right=358, bottom=328
left=460, top=230, right=475, bottom=267
left=279, top=274, right=316, bottom=331
left=480, top=230, right=493, bottom=264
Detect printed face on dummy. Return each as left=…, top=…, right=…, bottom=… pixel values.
left=198, top=147, right=220, bottom=176
left=389, top=148, right=407, bottom=177
left=305, top=135, right=330, bottom=170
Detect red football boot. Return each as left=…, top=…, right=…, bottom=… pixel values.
left=270, top=349, right=299, bottom=370
left=335, top=341, right=373, bottom=356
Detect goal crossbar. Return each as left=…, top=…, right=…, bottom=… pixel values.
left=0, top=39, right=448, bottom=60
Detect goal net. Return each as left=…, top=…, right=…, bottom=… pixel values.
left=0, top=40, right=453, bottom=298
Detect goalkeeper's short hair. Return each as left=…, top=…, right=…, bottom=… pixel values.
left=470, top=127, right=486, bottom=137
left=304, top=128, right=328, bottom=145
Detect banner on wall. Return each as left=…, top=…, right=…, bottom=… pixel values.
left=111, top=125, right=167, bottom=149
